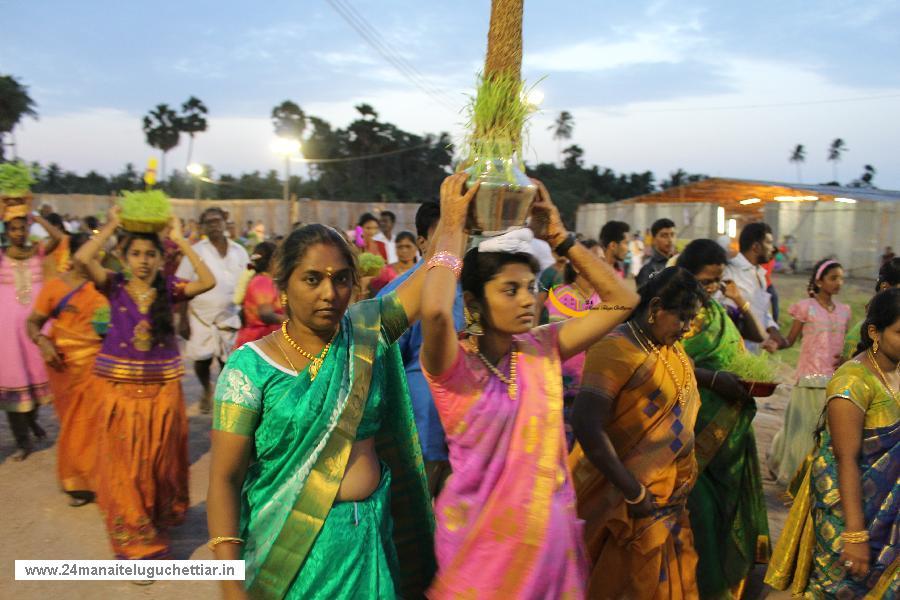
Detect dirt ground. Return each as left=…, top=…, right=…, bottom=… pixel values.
left=0, top=273, right=870, bottom=599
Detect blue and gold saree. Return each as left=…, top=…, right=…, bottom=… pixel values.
left=765, top=360, right=899, bottom=598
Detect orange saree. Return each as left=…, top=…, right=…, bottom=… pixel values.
left=32, top=277, right=108, bottom=493
left=570, top=324, right=701, bottom=599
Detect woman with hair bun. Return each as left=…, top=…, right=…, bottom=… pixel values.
left=767, top=287, right=900, bottom=598
left=73, top=206, right=216, bottom=559
left=205, top=178, right=474, bottom=599
left=420, top=178, right=638, bottom=599
left=768, top=258, right=851, bottom=485
left=570, top=266, right=707, bottom=598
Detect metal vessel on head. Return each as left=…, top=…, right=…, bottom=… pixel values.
left=465, top=156, right=536, bottom=237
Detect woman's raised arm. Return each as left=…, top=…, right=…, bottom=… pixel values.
left=419, top=174, right=478, bottom=376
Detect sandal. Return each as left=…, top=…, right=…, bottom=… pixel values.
left=67, top=491, right=95, bottom=507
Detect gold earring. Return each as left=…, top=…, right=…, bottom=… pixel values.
left=280, top=292, right=288, bottom=306
left=464, top=307, right=484, bottom=336
left=648, top=313, right=655, bottom=324
left=873, top=339, right=879, bottom=355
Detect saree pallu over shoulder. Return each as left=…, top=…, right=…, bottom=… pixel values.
left=766, top=362, right=900, bottom=598
left=226, top=293, right=434, bottom=600
left=570, top=326, right=701, bottom=599
left=683, top=300, right=771, bottom=598
left=425, top=323, right=588, bottom=599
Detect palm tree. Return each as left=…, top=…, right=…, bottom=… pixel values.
left=271, top=100, right=306, bottom=140
left=180, top=96, right=208, bottom=165
left=827, top=138, right=847, bottom=183
left=861, top=164, right=876, bottom=187
left=549, top=111, right=574, bottom=165
left=789, top=144, right=806, bottom=182
left=0, top=74, right=38, bottom=161
left=562, top=144, right=584, bottom=170
left=142, top=104, right=181, bottom=181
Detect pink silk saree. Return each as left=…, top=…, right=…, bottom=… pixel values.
left=424, top=323, right=588, bottom=599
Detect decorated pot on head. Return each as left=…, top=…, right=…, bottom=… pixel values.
left=465, top=153, right=536, bottom=237
left=0, top=161, right=36, bottom=222
left=119, top=189, right=172, bottom=233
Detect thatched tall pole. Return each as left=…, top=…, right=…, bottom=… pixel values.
left=484, top=0, right=523, bottom=80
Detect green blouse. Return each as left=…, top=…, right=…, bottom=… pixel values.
left=825, top=359, right=900, bottom=430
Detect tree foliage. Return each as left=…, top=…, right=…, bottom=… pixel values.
left=142, top=104, right=181, bottom=179
left=271, top=100, right=306, bottom=140
left=0, top=74, right=38, bottom=161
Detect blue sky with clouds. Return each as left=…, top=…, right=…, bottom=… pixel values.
left=3, top=0, right=899, bottom=188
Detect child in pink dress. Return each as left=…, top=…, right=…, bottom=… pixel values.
left=767, top=258, right=851, bottom=484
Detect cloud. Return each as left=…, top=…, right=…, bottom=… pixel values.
left=526, top=22, right=706, bottom=72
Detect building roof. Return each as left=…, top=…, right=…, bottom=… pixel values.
left=617, top=177, right=900, bottom=215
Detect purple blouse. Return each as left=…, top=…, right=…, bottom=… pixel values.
left=94, top=273, right=188, bottom=383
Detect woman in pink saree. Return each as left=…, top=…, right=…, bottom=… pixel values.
left=420, top=176, right=639, bottom=599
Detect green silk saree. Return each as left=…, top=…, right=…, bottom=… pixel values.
left=682, top=299, right=771, bottom=599
left=214, top=292, right=435, bottom=599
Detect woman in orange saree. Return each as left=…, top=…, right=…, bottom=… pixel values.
left=570, top=267, right=707, bottom=599
left=26, top=233, right=109, bottom=506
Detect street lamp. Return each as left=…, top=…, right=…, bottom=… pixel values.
left=186, top=162, right=205, bottom=200
left=271, top=137, right=301, bottom=203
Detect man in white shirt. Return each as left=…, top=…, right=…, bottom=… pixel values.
left=176, top=207, right=249, bottom=412
left=723, top=221, right=787, bottom=353
left=374, top=210, right=398, bottom=263
left=28, top=204, right=53, bottom=239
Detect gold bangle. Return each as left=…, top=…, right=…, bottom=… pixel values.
left=740, top=301, right=751, bottom=313
left=624, top=484, right=647, bottom=505
left=207, top=536, right=245, bottom=551
left=840, top=530, right=869, bottom=544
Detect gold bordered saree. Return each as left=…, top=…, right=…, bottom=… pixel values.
left=214, top=292, right=435, bottom=599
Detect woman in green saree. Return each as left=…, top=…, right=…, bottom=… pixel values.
left=676, top=239, right=772, bottom=599
left=206, top=178, right=474, bottom=600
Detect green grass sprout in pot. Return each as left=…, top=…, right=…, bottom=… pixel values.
left=463, top=71, right=540, bottom=180
left=358, top=253, right=385, bottom=278
left=0, top=161, right=37, bottom=197
left=726, top=351, right=778, bottom=383
left=119, top=189, right=172, bottom=233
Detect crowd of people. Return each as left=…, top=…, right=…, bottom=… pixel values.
left=1, top=174, right=898, bottom=599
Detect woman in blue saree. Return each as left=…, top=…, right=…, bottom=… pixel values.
left=207, top=176, right=475, bottom=600
left=766, top=288, right=900, bottom=598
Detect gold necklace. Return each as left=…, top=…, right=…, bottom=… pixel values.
left=275, top=338, right=298, bottom=372
left=474, top=341, right=518, bottom=400
left=281, top=321, right=336, bottom=381
left=868, top=349, right=900, bottom=406
left=628, top=321, right=693, bottom=407
left=125, top=281, right=156, bottom=314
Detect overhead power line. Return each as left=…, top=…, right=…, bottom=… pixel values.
left=325, top=0, right=460, bottom=114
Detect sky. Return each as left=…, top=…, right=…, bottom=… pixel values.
left=3, top=0, right=900, bottom=189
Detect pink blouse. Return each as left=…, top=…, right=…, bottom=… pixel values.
left=788, top=297, right=851, bottom=380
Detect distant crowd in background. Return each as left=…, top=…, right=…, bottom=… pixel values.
left=2, top=190, right=898, bottom=599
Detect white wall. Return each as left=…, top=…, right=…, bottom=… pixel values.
left=764, top=200, right=899, bottom=278
left=576, top=202, right=719, bottom=241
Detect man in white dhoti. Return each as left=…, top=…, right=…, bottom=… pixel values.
left=176, top=207, right=249, bottom=412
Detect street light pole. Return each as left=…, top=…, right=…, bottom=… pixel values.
left=186, top=163, right=205, bottom=201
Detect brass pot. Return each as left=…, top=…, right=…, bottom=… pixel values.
left=465, top=155, right=536, bottom=236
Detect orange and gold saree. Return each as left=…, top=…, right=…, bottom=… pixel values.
left=570, top=324, right=701, bottom=599
left=32, top=276, right=108, bottom=493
